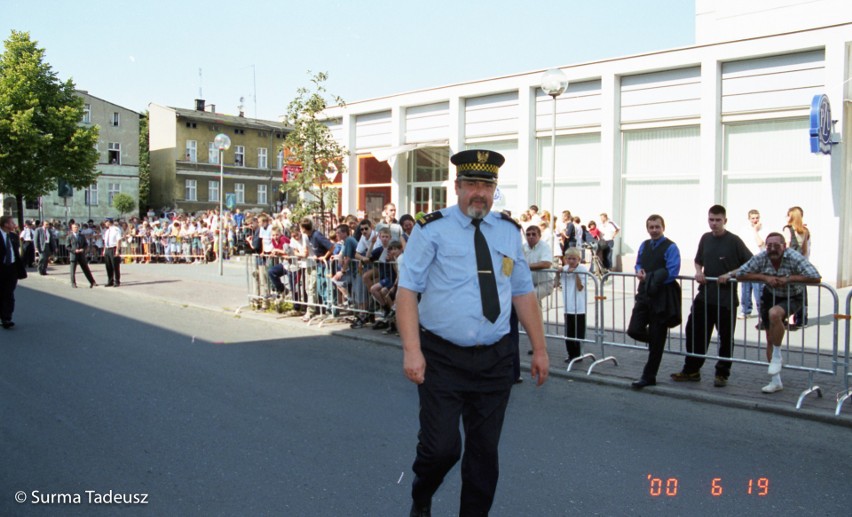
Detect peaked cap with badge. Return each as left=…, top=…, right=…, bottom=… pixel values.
left=450, top=149, right=505, bottom=184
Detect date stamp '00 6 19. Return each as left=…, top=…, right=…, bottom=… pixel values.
left=647, top=474, right=769, bottom=497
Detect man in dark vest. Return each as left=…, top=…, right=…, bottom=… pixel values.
left=627, top=214, right=682, bottom=389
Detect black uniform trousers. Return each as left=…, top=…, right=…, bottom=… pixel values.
left=412, top=328, right=515, bottom=516
left=69, top=253, right=96, bottom=287
left=21, top=241, right=34, bottom=268
left=627, top=300, right=670, bottom=382
left=104, top=247, right=121, bottom=285
left=682, top=299, right=736, bottom=378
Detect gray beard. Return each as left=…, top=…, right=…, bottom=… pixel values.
left=465, top=206, right=490, bottom=219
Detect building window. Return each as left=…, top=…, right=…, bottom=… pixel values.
left=108, top=142, right=121, bottom=165
left=208, top=142, right=218, bottom=164
left=235, top=183, right=245, bottom=204
left=276, top=150, right=283, bottom=170
left=235, top=145, right=245, bottom=167
left=82, top=104, right=91, bottom=124
left=257, top=184, right=267, bottom=205
left=85, top=184, right=98, bottom=206
left=208, top=180, right=219, bottom=202
left=534, top=134, right=601, bottom=227
left=112, top=112, right=120, bottom=126
left=185, top=180, right=197, bottom=201
left=186, top=140, right=197, bottom=162
left=258, top=147, right=268, bottom=169
left=404, top=147, right=449, bottom=219
left=108, top=183, right=121, bottom=206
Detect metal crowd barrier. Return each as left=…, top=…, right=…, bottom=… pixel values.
left=525, top=270, right=846, bottom=414
left=244, top=258, right=851, bottom=416
left=246, top=254, right=393, bottom=326
left=836, top=290, right=852, bottom=416
left=119, top=235, right=211, bottom=263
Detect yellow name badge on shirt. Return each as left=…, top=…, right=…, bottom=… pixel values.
left=502, top=257, right=514, bottom=277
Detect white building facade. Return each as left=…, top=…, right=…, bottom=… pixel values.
left=324, top=2, right=852, bottom=285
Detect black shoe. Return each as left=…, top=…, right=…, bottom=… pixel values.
left=713, top=375, right=728, bottom=387
left=514, top=377, right=524, bottom=384
left=106, top=282, right=114, bottom=287
left=631, top=378, right=656, bottom=390
left=410, top=501, right=431, bottom=517
left=90, top=283, right=97, bottom=288
left=114, top=282, right=120, bottom=287
left=350, top=318, right=365, bottom=329
left=2, top=321, right=14, bottom=329
left=372, top=320, right=390, bottom=330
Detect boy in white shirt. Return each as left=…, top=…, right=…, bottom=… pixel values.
left=561, top=247, right=588, bottom=363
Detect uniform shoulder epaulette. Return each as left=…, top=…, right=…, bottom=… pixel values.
left=417, top=211, right=443, bottom=227
left=499, top=211, right=521, bottom=230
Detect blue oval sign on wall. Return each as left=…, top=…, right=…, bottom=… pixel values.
left=809, top=94, right=832, bottom=155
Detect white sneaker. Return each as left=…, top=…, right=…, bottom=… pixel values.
left=768, top=356, right=782, bottom=375
left=761, top=381, right=783, bottom=393
left=737, top=313, right=748, bottom=320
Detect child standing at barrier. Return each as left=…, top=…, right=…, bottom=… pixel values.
left=561, top=248, right=588, bottom=363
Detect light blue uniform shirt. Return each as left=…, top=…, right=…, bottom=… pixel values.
left=399, top=205, right=533, bottom=347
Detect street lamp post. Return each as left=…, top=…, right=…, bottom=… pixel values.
left=540, top=68, right=568, bottom=259
left=214, top=133, right=231, bottom=276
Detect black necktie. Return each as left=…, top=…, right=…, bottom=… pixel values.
left=471, top=219, right=500, bottom=323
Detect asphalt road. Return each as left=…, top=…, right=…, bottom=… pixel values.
left=1, top=282, right=850, bottom=516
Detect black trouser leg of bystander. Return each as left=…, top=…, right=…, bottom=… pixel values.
left=79, top=257, right=96, bottom=286
left=641, top=318, right=669, bottom=382
left=565, top=313, right=586, bottom=359
left=0, top=264, right=17, bottom=322
left=714, top=304, right=735, bottom=379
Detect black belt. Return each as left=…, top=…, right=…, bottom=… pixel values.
left=420, top=327, right=501, bottom=349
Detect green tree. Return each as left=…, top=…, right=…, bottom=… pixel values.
left=0, top=30, right=99, bottom=229
left=282, top=71, right=348, bottom=229
left=111, top=192, right=135, bottom=219
left=138, top=111, right=150, bottom=212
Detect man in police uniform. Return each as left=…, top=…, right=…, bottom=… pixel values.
left=398, top=149, right=549, bottom=516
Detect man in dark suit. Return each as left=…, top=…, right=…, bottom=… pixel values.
left=0, top=215, right=28, bottom=329
left=66, top=223, right=97, bottom=288
left=34, top=220, right=55, bottom=275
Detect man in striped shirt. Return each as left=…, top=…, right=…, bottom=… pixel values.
left=720, top=232, right=820, bottom=394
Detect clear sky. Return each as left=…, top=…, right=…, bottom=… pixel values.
left=3, top=0, right=695, bottom=121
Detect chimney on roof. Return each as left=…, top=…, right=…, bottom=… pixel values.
left=195, top=99, right=205, bottom=111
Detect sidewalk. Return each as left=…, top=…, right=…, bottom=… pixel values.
left=31, top=259, right=852, bottom=427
